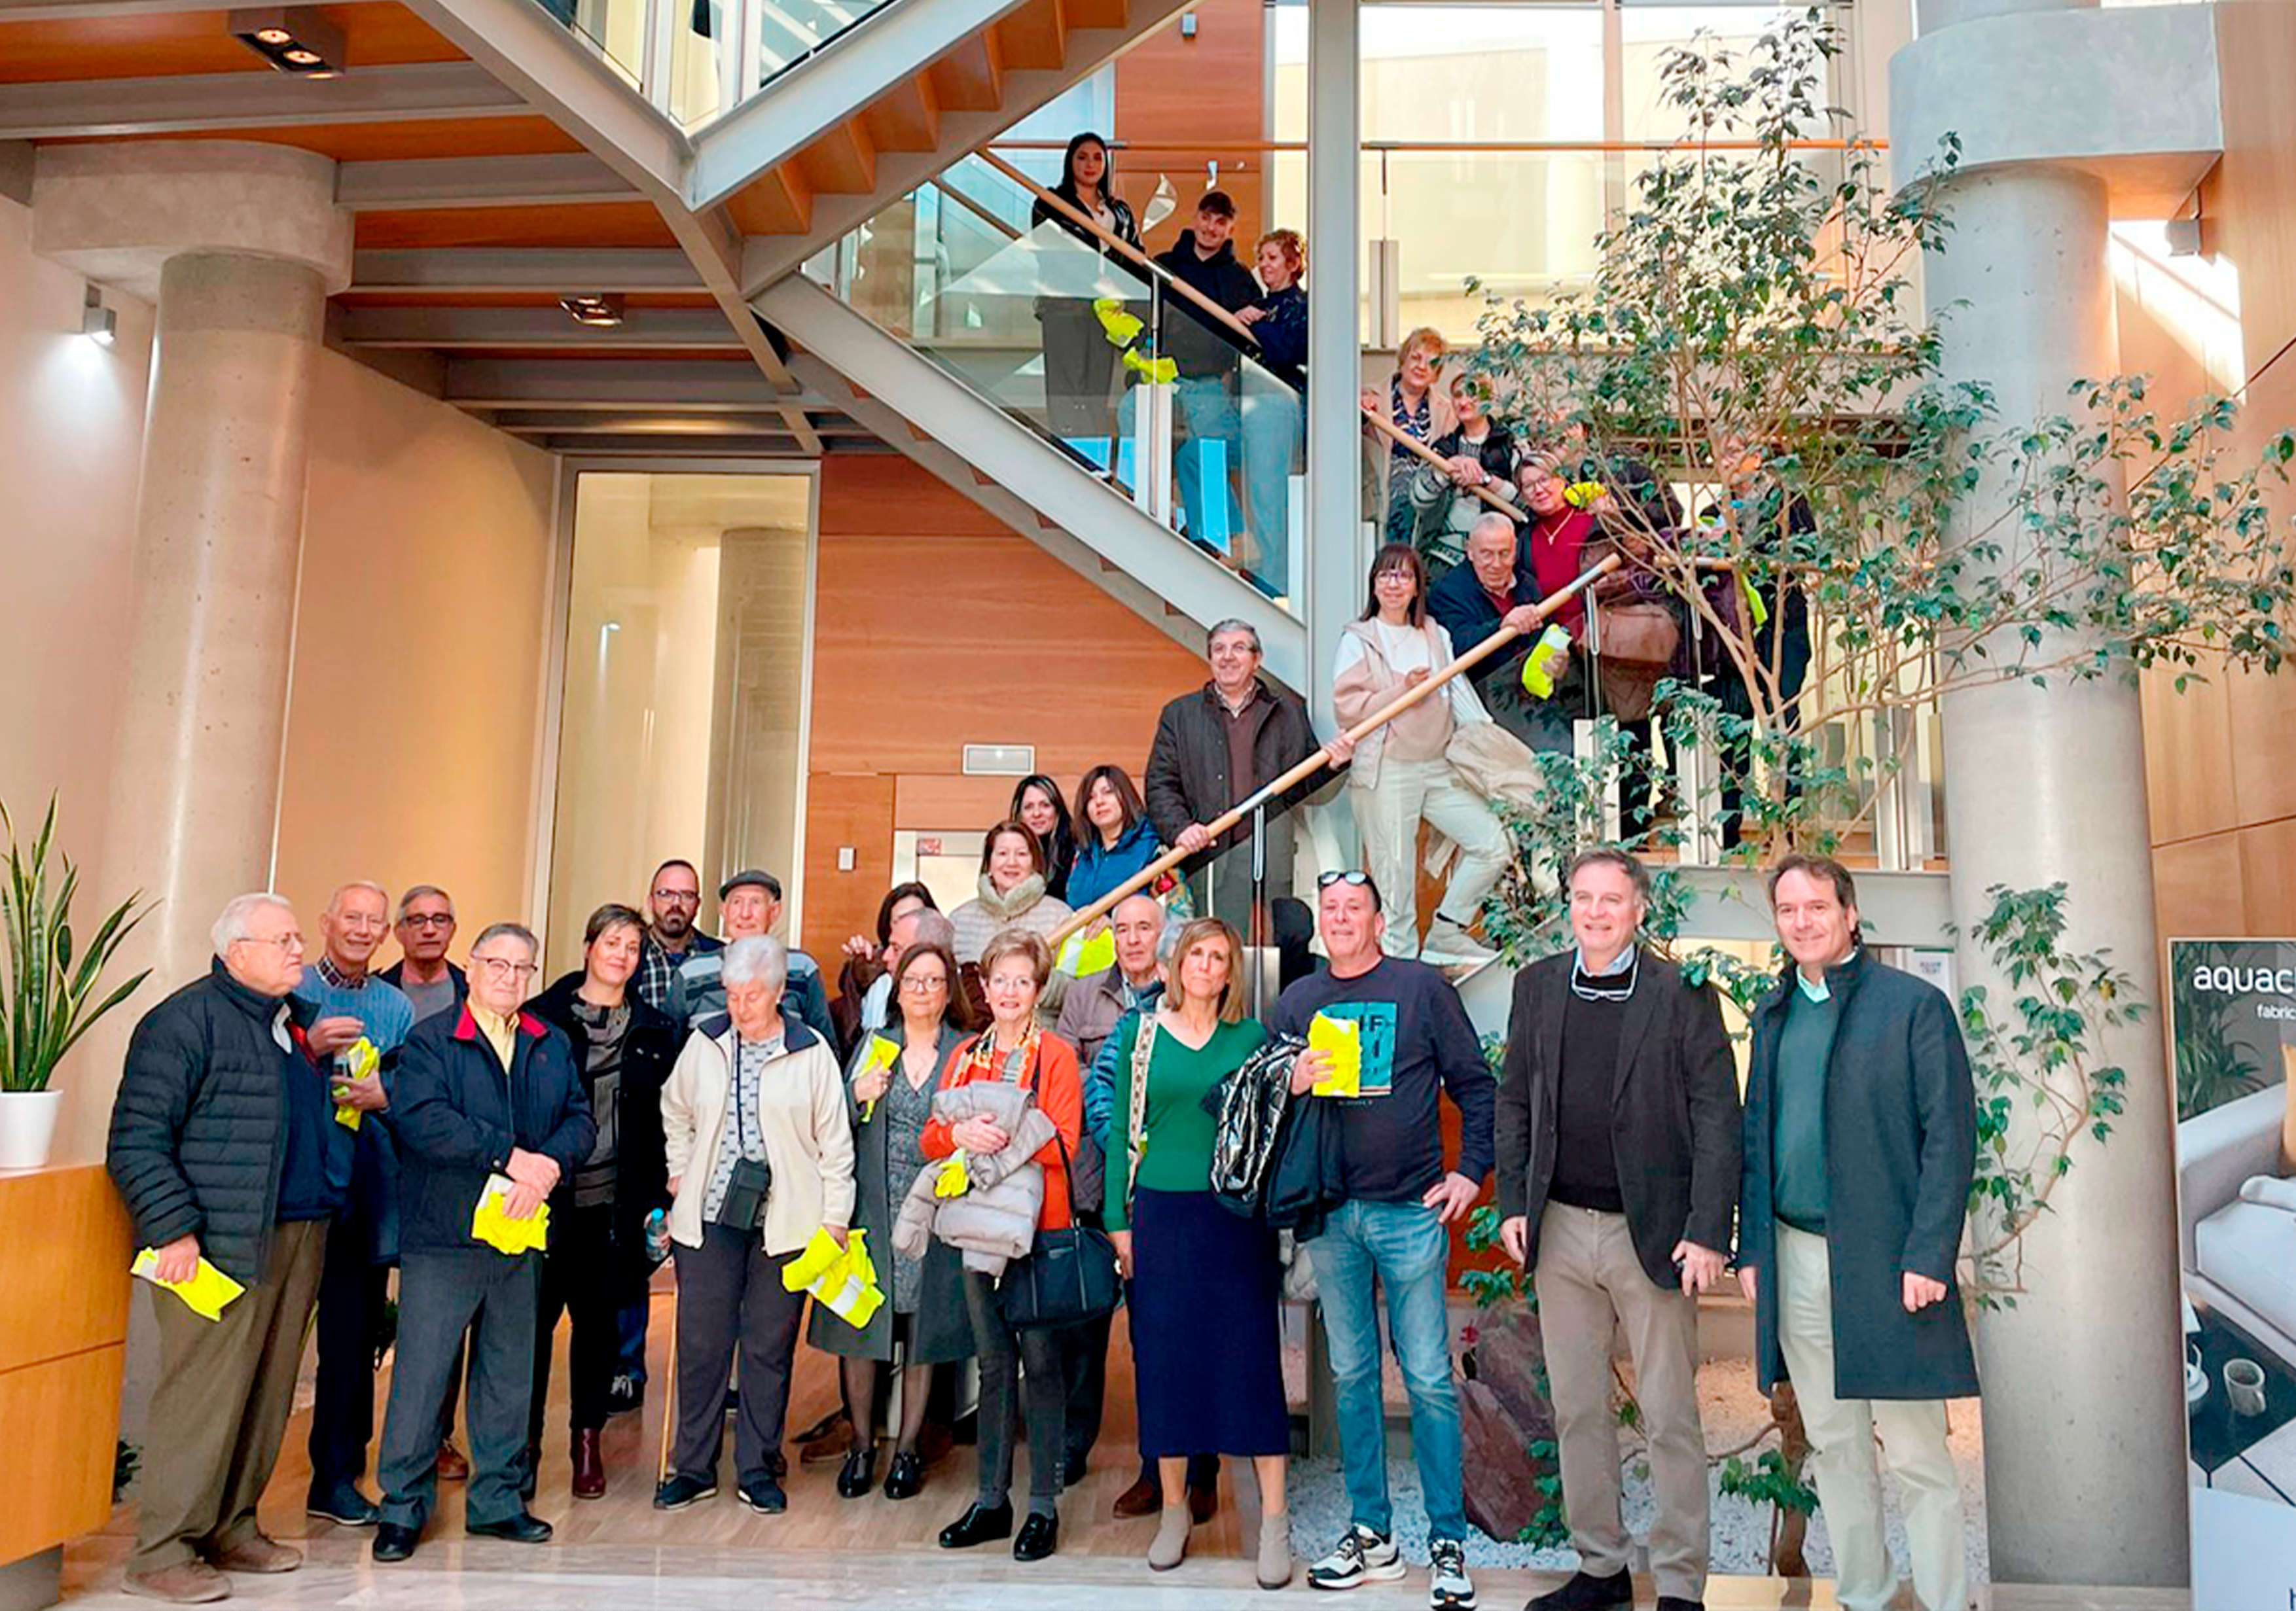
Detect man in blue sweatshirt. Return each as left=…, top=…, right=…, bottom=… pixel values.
left=1271, top=870, right=1491, bottom=1611
left=1154, top=189, right=1261, bottom=560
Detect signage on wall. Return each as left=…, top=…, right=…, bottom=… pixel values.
left=2165, top=938, right=2296, bottom=1606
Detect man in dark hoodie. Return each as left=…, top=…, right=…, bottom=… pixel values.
left=1155, top=190, right=1262, bottom=558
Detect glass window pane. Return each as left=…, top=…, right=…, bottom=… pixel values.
left=1619, top=6, right=1810, bottom=143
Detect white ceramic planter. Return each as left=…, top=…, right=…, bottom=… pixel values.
left=0, top=1088, right=64, bottom=1170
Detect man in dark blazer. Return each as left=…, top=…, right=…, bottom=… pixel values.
left=1496, top=847, right=1740, bottom=1611
left=1738, top=853, right=1975, bottom=1611
left=370, top=921, right=595, bottom=1565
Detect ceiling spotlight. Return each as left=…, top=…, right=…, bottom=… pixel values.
left=559, top=293, right=626, bottom=328
left=82, top=285, right=117, bottom=347
left=228, top=7, right=347, bottom=75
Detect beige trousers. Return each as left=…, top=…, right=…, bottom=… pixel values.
left=1774, top=1223, right=1969, bottom=1611
left=132, top=1218, right=328, bottom=1571
left=1534, top=1203, right=1709, bottom=1599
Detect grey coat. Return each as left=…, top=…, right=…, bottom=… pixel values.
left=891, top=1082, right=1055, bottom=1277
left=1740, top=949, right=1981, bottom=1401
left=807, top=1022, right=975, bottom=1366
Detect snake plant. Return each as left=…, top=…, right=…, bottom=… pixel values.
left=1, top=796, right=152, bottom=1093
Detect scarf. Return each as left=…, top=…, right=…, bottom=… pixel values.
left=963, top=1020, right=1043, bottom=1090
left=974, top=872, right=1047, bottom=922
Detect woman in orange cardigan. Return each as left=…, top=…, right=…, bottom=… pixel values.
left=921, top=927, right=1083, bottom=1564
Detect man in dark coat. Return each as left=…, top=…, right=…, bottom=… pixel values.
left=1738, top=853, right=1976, bottom=1611
left=371, top=922, right=596, bottom=1565
left=1141, top=620, right=1352, bottom=949
left=1153, top=189, right=1262, bottom=552
left=1496, top=848, right=1740, bottom=1611
left=107, top=892, right=348, bottom=1604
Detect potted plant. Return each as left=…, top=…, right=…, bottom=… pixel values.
left=0, top=796, right=152, bottom=1170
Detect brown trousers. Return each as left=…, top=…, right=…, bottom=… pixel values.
left=132, top=1218, right=328, bottom=1571
left=1533, top=1203, right=1709, bottom=1600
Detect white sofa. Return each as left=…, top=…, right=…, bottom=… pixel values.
left=2179, top=1082, right=2296, bottom=1373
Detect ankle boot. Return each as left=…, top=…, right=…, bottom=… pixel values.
left=571, top=1428, right=605, bottom=1500
left=1147, top=1504, right=1190, bottom=1571
left=1256, top=1512, right=1293, bottom=1589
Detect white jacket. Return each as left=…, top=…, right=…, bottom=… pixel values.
left=662, top=1016, right=855, bottom=1257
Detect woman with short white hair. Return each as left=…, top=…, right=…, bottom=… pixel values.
left=656, top=936, right=855, bottom=1515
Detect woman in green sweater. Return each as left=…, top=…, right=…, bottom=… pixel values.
left=1105, top=917, right=1291, bottom=1588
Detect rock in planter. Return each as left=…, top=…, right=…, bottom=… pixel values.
left=1459, top=1310, right=1560, bottom=1542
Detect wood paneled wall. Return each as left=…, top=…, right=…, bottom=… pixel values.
left=1113, top=0, right=1268, bottom=255
left=2140, top=0, right=2296, bottom=953
left=800, top=457, right=1204, bottom=955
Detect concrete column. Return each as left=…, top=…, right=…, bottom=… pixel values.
left=1925, top=158, right=2190, bottom=1590
left=1303, top=0, right=1360, bottom=738
left=30, top=141, right=350, bottom=1158
left=104, top=251, right=327, bottom=982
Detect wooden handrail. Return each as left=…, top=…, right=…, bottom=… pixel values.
left=1360, top=406, right=1522, bottom=518
left=1048, top=551, right=1624, bottom=946
left=974, top=149, right=1268, bottom=354
left=986, top=137, right=1890, bottom=155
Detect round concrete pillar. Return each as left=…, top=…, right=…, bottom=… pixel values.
left=1926, top=163, right=2190, bottom=1587
left=100, top=251, right=327, bottom=981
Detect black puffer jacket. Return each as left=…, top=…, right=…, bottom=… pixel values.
left=107, top=959, right=351, bottom=1285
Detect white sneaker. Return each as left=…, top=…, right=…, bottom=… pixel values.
left=1420, top=916, right=1497, bottom=963
left=1308, top=1524, right=1407, bottom=1590
left=1428, top=1537, right=1477, bottom=1609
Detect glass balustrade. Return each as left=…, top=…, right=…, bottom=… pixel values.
left=810, top=170, right=1311, bottom=608
left=527, top=0, right=898, bottom=124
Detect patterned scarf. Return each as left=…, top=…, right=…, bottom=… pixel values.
left=963, top=1019, right=1043, bottom=1091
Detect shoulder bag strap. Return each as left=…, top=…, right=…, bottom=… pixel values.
left=1126, top=1014, right=1157, bottom=1213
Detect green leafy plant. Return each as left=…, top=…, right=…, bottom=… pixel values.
left=0, top=796, right=153, bottom=1094
left=2170, top=962, right=2265, bottom=1121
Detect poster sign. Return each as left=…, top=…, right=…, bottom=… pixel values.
left=2166, top=938, right=2296, bottom=1606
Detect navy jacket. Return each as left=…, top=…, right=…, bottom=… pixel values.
left=1253, top=283, right=1308, bottom=388
left=1740, top=949, right=1979, bottom=1400
left=389, top=1004, right=596, bottom=1258
left=1428, top=548, right=1544, bottom=699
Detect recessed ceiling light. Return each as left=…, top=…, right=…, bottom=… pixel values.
left=559, top=293, right=626, bottom=328
left=228, top=7, right=346, bottom=75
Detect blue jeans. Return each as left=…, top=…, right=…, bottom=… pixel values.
left=1174, top=374, right=1244, bottom=552
left=1240, top=377, right=1299, bottom=596
left=1307, top=1197, right=1467, bottom=1542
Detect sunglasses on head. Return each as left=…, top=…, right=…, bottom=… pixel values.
left=1316, top=870, right=1384, bottom=912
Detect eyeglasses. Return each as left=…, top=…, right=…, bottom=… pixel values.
left=401, top=913, right=454, bottom=929
left=901, top=974, right=950, bottom=994
left=234, top=932, right=305, bottom=953
left=651, top=889, right=700, bottom=904
left=472, top=956, right=538, bottom=980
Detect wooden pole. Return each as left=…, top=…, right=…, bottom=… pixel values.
left=1360, top=406, right=1521, bottom=517
left=1048, top=551, right=1623, bottom=945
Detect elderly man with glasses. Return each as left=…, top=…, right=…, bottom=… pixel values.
left=108, top=893, right=348, bottom=1604
left=371, top=923, right=595, bottom=1565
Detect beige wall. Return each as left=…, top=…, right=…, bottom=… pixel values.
left=271, top=348, right=559, bottom=972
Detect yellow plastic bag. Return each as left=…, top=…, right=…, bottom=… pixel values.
left=1308, top=1012, right=1363, bottom=1097
left=935, top=1154, right=971, bottom=1199
left=131, top=1248, right=246, bottom=1322
left=1056, top=925, right=1118, bottom=980
left=332, top=1036, right=380, bottom=1131
left=1561, top=480, right=1607, bottom=510
left=1519, top=624, right=1573, bottom=701
left=471, top=1173, right=550, bottom=1255
left=781, top=1227, right=884, bottom=1329
left=858, top=1033, right=900, bottom=1122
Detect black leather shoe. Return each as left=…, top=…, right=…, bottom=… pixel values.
left=882, top=1450, right=924, bottom=1501
left=1013, top=1512, right=1059, bottom=1562
left=938, top=1500, right=1013, bottom=1549
left=605, top=1373, right=643, bottom=1417
left=370, top=1525, right=419, bottom=1564
left=1654, top=1598, right=1706, bottom=1611
left=836, top=1444, right=878, bottom=1499
left=736, top=1475, right=787, bottom=1514
left=1529, top=1568, right=1634, bottom=1611
left=466, top=1512, right=553, bottom=1544
left=306, top=1486, right=380, bottom=1527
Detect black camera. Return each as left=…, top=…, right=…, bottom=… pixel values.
left=712, top=1156, right=773, bottom=1231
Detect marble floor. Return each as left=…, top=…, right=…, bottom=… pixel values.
left=64, top=1288, right=2185, bottom=1610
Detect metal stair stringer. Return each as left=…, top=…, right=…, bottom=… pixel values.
left=760, top=274, right=1305, bottom=691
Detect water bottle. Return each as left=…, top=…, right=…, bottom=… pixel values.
left=644, top=1207, right=670, bottom=1264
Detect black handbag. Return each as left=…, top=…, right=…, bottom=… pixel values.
left=997, top=1124, right=1121, bottom=1331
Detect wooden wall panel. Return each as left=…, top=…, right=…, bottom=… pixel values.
left=0, top=1165, right=132, bottom=1375
left=1113, top=0, right=1268, bottom=253
left=0, top=4, right=461, bottom=84
left=798, top=457, right=1204, bottom=952
left=0, top=1347, right=126, bottom=1563
left=2237, top=817, right=2296, bottom=940
left=804, top=772, right=897, bottom=970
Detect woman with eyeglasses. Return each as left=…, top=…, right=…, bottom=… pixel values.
left=925, top=929, right=1085, bottom=1563
left=519, top=903, right=677, bottom=1501
left=1334, top=543, right=1513, bottom=962
left=1104, top=917, right=1293, bottom=1586
left=655, top=936, right=855, bottom=1517
left=810, top=938, right=978, bottom=1502
left=1009, top=775, right=1079, bottom=902
left=950, top=820, right=1076, bottom=1024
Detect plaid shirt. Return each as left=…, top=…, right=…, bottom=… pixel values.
left=636, top=930, right=721, bottom=1012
